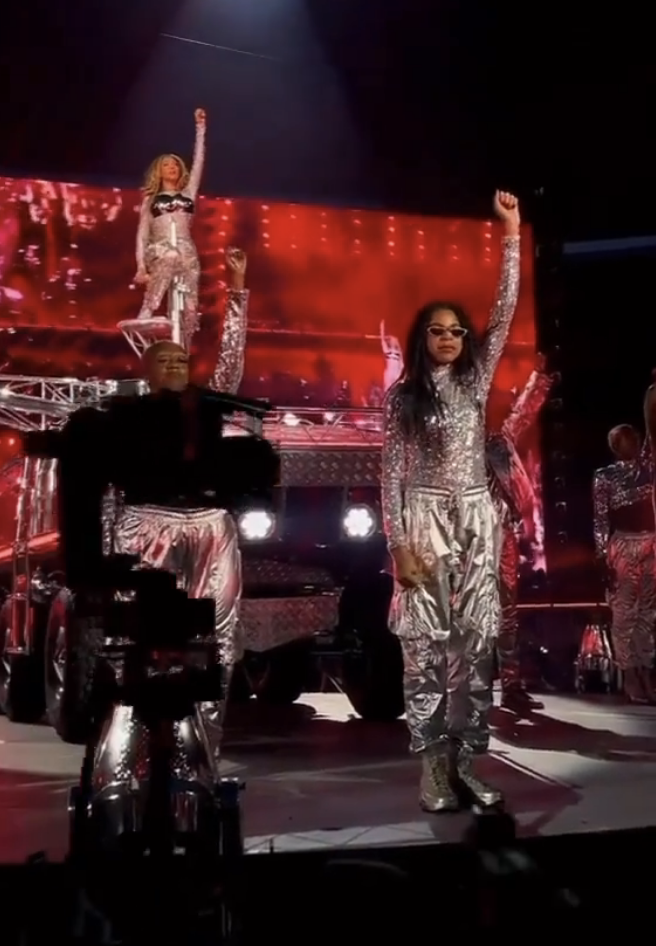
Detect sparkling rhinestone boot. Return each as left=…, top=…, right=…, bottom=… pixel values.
left=455, top=749, right=503, bottom=808
left=419, top=748, right=459, bottom=813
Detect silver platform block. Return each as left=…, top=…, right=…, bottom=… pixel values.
left=67, top=624, right=244, bottom=860
left=78, top=704, right=214, bottom=844
left=70, top=701, right=244, bottom=858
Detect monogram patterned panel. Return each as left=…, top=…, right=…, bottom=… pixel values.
left=242, top=558, right=336, bottom=590
left=240, top=594, right=340, bottom=652
left=279, top=448, right=381, bottom=487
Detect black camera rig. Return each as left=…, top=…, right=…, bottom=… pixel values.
left=24, top=386, right=279, bottom=870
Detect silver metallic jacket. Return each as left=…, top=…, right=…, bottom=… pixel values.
left=487, top=368, right=553, bottom=528
left=593, top=445, right=653, bottom=558
left=382, top=235, right=521, bottom=549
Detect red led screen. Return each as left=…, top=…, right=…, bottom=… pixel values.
left=0, top=177, right=544, bottom=567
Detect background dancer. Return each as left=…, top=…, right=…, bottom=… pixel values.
left=381, top=320, right=404, bottom=392
left=487, top=353, right=554, bottom=713
left=113, top=248, right=249, bottom=759
left=593, top=424, right=656, bottom=703
left=134, top=107, right=206, bottom=345
left=382, top=191, right=520, bottom=813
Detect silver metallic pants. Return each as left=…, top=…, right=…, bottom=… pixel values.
left=138, top=238, right=200, bottom=341
left=390, top=486, right=500, bottom=754
left=607, top=530, right=656, bottom=670
left=497, top=526, right=520, bottom=688
left=114, top=505, right=243, bottom=746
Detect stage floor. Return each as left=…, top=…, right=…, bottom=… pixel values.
left=0, top=692, right=655, bottom=861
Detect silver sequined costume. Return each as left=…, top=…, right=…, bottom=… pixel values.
left=593, top=451, right=656, bottom=670
left=486, top=368, right=552, bottom=688
left=112, top=287, right=249, bottom=754
left=382, top=235, right=520, bottom=755
left=136, top=124, right=205, bottom=340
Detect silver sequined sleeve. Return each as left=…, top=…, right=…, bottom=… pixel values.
left=381, top=384, right=407, bottom=549
left=477, top=236, right=521, bottom=398
left=592, top=468, right=610, bottom=558
left=135, top=197, right=151, bottom=271
left=185, top=123, right=206, bottom=200
left=501, top=369, right=553, bottom=447
left=210, top=289, right=249, bottom=394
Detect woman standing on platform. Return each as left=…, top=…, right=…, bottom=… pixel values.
left=381, top=191, right=521, bottom=813
left=134, top=107, right=206, bottom=344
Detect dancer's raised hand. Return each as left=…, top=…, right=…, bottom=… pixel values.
left=226, top=247, right=247, bottom=275
left=226, top=247, right=246, bottom=290
left=494, top=190, right=520, bottom=234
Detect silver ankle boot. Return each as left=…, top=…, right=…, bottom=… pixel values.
left=455, top=750, right=503, bottom=807
left=419, top=749, right=459, bottom=813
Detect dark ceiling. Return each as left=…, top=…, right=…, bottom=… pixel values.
left=1, top=0, right=653, bottom=239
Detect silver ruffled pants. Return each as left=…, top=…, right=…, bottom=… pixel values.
left=607, top=530, right=656, bottom=670
left=390, top=486, right=500, bottom=755
left=113, top=504, right=243, bottom=749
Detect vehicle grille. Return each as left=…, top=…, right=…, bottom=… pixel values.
left=280, top=486, right=346, bottom=546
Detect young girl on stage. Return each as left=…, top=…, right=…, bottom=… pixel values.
left=382, top=191, right=521, bottom=811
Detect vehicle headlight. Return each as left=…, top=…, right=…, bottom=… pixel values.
left=238, top=510, right=276, bottom=541
left=343, top=504, right=376, bottom=539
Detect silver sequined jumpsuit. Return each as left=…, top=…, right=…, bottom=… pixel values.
left=382, top=235, right=520, bottom=756
left=487, top=368, right=552, bottom=689
left=593, top=450, right=656, bottom=670
left=112, top=287, right=249, bottom=753
left=135, top=123, right=205, bottom=341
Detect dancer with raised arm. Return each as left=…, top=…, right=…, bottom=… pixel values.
left=593, top=422, right=656, bottom=703
left=381, top=320, right=404, bottom=392
left=113, top=248, right=249, bottom=762
left=134, top=108, right=207, bottom=344
left=382, top=191, right=520, bottom=812
left=487, top=353, right=554, bottom=713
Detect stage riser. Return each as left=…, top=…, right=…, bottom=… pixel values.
left=2, top=825, right=652, bottom=938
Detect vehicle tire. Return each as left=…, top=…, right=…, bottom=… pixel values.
left=338, top=571, right=405, bottom=722
left=0, top=599, right=47, bottom=723
left=248, top=641, right=311, bottom=706
left=44, top=589, right=106, bottom=745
